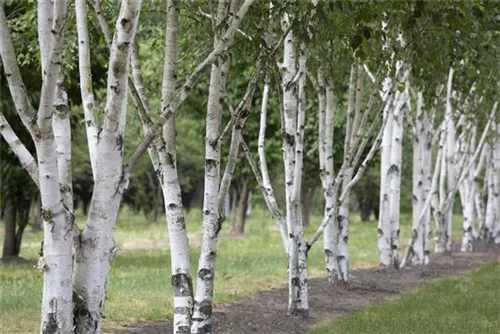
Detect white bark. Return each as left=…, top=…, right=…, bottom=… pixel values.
left=388, top=103, right=404, bottom=266
left=280, top=12, right=300, bottom=316
left=484, top=145, right=497, bottom=240
left=156, top=1, right=194, bottom=332
left=0, top=6, right=36, bottom=137
left=76, top=0, right=99, bottom=176
left=0, top=112, right=39, bottom=186
left=437, top=66, right=456, bottom=253
left=73, top=2, right=142, bottom=333
left=258, top=77, right=289, bottom=251
left=317, top=70, right=337, bottom=282
left=217, top=68, right=261, bottom=219
left=192, top=1, right=231, bottom=331
left=307, top=73, right=401, bottom=252
left=377, top=56, right=410, bottom=267
left=411, top=92, right=424, bottom=264
left=0, top=8, right=77, bottom=331
left=476, top=144, right=489, bottom=238
left=435, top=100, right=496, bottom=253
left=460, top=125, right=476, bottom=252
left=32, top=1, right=74, bottom=333
left=38, top=0, right=73, bottom=213
left=336, top=64, right=365, bottom=280
left=492, top=124, right=500, bottom=244
left=292, top=51, right=308, bottom=315
left=378, top=97, right=395, bottom=266
left=409, top=90, right=436, bottom=265
left=401, top=134, right=444, bottom=268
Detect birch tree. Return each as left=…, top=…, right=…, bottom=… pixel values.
left=305, top=62, right=405, bottom=282
left=489, top=122, right=500, bottom=244
left=314, top=69, right=336, bottom=282
left=407, top=89, right=441, bottom=265
left=0, top=1, right=74, bottom=332
left=378, top=78, right=409, bottom=266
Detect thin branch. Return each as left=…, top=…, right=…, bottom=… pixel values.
left=0, top=111, right=39, bottom=187
left=123, top=0, right=257, bottom=179
left=0, top=6, right=36, bottom=137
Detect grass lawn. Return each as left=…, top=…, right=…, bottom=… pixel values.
left=0, top=206, right=464, bottom=333
left=310, top=261, right=500, bottom=334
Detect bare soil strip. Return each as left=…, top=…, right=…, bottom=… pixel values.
left=108, top=241, right=499, bottom=334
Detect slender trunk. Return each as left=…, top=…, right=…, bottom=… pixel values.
left=476, top=146, right=488, bottom=238
left=388, top=107, right=404, bottom=267
left=421, top=135, right=432, bottom=264
left=319, top=72, right=337, bottom=282
left=411, top=140, right=423, bottom=263
left=256, top=77, right=289, bottom=251
left=38, top=0, right=73, bottom=213
left=294, top=52, right=308, bottom=315
left=160, top=1, right=194, bottom=332
left=192, top=2, right=231, bottom=331
left=281, top=13, right=301, bottom=316
left=378, top=104, right=394, bottom=266
left=435, top=133, right=449, bottom=253
left=461, top=126, right=476, bottom=252
left=492, top=128, right=500, bottom=244
left=411, top=95, right=424, bottom=264
left=73, top=2, right=142, bottom=333
left=75, top=0, right=99, bottom=177
left=484, top=151, right=496, bottom=241
left=335, top=64, right=361, bottom=281
left=442, top=67, right=456, bottom=253
left=33, top=2, right=74, bottom=332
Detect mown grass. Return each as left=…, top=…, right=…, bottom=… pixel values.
left=310, top=261, right=500, bottom=334
left=0, top=206, right=464, bottom=333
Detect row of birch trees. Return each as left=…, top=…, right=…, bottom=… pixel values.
left=1, top=1, right=500, bottom=333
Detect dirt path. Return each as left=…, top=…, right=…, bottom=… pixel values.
left=108, top=241, right=499, bottom=334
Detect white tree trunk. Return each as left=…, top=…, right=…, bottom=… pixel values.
left=0, top=112, right=39, bottom=186
left=388, top=105, right=404, bottom=266
left=484, top=147, right=496, bottom=240
left=35, top=1, right=74, bottom=333
left=476, top=145, right=489, bottom=238
left=420, top=132, right=432, bottom=264
left=292, top=52, right=308, bottom=315
left=378, top=101, right=394, bottom=266
left=336, top=64, right=364, bottom=280
left=73, top=2, right=142, bottom=333
left=257, top=77, right=289, bottom=250
left=460, top=126, right=476, bottom=252
left=443, top=67, right=456, bottom=253
left=157, top=1, right=194, bottom=332
left=76, top=0, right=99, bottom=176
left=1, top=3, right=74, bottom=332
left=492, top=126, right=500, bottom=244
left=317, top=70, right=337, bottom=282
left=411, top=93, right=424, bottom=264
left=281, top=13, right=300, bottom=317
left=192, top=1, right=231, bottom=331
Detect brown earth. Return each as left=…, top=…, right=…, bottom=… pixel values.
left=107, top=241, right=500, bottom=334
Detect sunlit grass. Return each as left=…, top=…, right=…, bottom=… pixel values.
left=0, top=207, right=465, bottom=332
left=310, top=262, right=500, bottom=334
